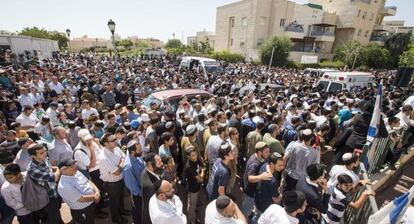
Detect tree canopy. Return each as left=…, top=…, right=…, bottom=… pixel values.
left=20, top=27, right=68, bottom=50
left=164, top=39, right=182, bottom=49
left=385, top=33, right=412, bottom=67
left=399, top=41, right=414, bottom=67
left=260, top=36, right=292, bottom=67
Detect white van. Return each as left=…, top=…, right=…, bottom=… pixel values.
left=316, top=72, right=376, bottom=92
left=303, top=68, right=337, bottom=77
left=179, top=56, right=222, bottom=74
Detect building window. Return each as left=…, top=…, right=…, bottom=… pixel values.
left=229, top=17, right=235, bottom=28
left=230, top=38, right=233, bottom=46
left=358, top=29, right=362, bottom=36
left=370, top=13, right=374, bottom=21
left=241, top=17, right=248, bottom=27
left=364, top=31, right=369, bottom=37
left=257, top=38, right=264, bottom=47
left=240, top=41, right=245, bottom=47
left=362, top=11, right=367, bottom=19
left=280, top=18, right=286, bottom=27
left=260, top=16, right=267, bottom=26
left=357, top=10, right=361, bottom=17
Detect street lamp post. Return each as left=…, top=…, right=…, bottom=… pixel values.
left=107, top=19, right=118, bottom=70
left=65, top=29, right=71, bottom=53
left=351, top=47, right=360, bottom=70
left=269, top=44, right=276, bottom=69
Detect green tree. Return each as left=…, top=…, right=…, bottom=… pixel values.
left=20, top=27, right=68, bottom=50
left=260, top=36, right=292, bottom=67
left=115, top=39, right=133, bottom=50
left=49, top=32, right=68, bottom=50
left=385, top=33, right=412, bottom=67
left=20, top=27, right=50, bottom=39
left=360, top=43, right=390, bottom=69
left=165, top=39, right=182, bottom=49
left=399, top=42, right=414, bottom=67
left=334, top=41, right=362, bottom=68
left=212, top=51, right=244, bottom=63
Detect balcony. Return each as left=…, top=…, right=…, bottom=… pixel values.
left=369, top=35, right=388, bottom=46
left=373, top=24, right=391, bottom=32
left=311, top=31, right=335, bottom=42
left=381, top=6, right=397, bottom=16
left=284, top=26, right=305, bottom=39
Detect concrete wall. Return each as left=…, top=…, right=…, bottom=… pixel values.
left=0, top=35, right=59, bottom=59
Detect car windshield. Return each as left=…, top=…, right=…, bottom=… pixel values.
left=142, top=95, right=162, bottom=107
left=204, top=65, right=221, bottom=73
left=317, top=81, right=329, bottom=91
left=328, top=82, right=343, bottom=92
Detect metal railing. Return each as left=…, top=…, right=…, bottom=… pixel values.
left=370, top=35, right=388, bottom=41
left=311, top=31, right=335, bottom=36
left=343, top=128, right=409, bottom=223
left=285, top=26, right=304, bottom=33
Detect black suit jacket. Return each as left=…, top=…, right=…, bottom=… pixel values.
left=141, top=168, right=160, bottom=224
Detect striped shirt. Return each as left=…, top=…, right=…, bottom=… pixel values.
left=58, top=171, right=95, bottom=210
left=326, top=186, right=352, bottom=224
left=97, top=147, right=125, bottom=182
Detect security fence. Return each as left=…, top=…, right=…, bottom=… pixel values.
left=343, top=127, right=409, bottom=223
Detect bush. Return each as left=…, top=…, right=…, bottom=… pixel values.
left=319, top=61, right=345, bottom=69
left=211, top=51, right=245, bottom=63
left=399, top=42, right=414, bottom=67
left=286, top=61, right=303, bottom=69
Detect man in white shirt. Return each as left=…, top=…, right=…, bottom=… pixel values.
left=48, top=76, right=65, bottom=94
left=97, top=134, right=129, bottom=224
left=16, top=105, right=39, bottom=132
left=17, top=87, right=36, bottom=108
left=81, top=100, right=99, bottom=121
left=258, top=191, right=307, bottom=224
left=205, top=195, right=247, bottom=224
left=149, top=179, right=187, bottom=224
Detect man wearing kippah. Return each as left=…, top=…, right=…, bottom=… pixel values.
left=258, top=191, right=307, bottom=224
left=205, top=195, right=247, bottom=224
left=149, top=180, right=186, bottom=224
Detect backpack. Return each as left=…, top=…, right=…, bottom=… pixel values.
left=21, top=174, right=50, bottom=211
left=72, top=147, right=87, bottom=159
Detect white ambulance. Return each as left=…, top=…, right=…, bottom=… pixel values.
left=303, top=68, right=338, bottom=77
left=316, top=71, right=376, bottom=92
left=179, top=56, right=222, bottom=74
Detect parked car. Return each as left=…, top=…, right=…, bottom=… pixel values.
left=142, top=88, right=213, bottom=111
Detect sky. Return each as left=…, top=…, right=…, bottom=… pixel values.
left=0, top=0, right=412, bottom=43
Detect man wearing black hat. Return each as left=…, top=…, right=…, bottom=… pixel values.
left=58, top=158, right=100, bottom=224
left=205, top=195, right=246, bottom=224
left=258, top=191, right=307, bottom=224
left=141, top=152, right=163, bottom=224
left=296, top=164, right=330, bottom=223
left=149, top=180, right=187, bottom=224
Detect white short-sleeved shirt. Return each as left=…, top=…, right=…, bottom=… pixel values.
left=48, top=82, right=64, bottom=94
left=81, top=108, right=99, bottom=120
left=149, top=195, right=186, bottom=224
left=327, top=165, right=359, bottom=194
left=74, top=142, right=101, bottom=172
left=258, top=204, right=298, bottom=224
left=205, top=200, right=245, bottom=224
left=97, top=147, right=125, bottom=182
left=16, top=113, right=39, bottom=129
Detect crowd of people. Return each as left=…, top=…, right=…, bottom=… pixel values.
left=0, top=52, right=413, bottom=224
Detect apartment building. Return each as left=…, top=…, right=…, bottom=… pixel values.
left=125, top=36, right=164, bottom=49
left=69, top=35, right=112, bottom=53
left=309, top=0, right=396, bottom=47
left=215, top=0, right=399, bottom=62
left=215, top=0, right=338, bottom=62
left=382, top=20, right=413, bottom=35
left=187, top=30, right=216, bottom=49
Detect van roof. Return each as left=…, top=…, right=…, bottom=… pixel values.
left=181, top=56, right=217, bottom=62
left=323, top=71, right=373, bottom=77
